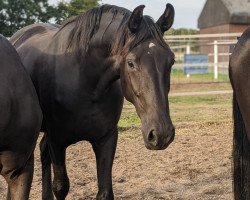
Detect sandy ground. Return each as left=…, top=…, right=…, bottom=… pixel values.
left=0, top=124, right=233, bottom=200
left=0, top=95, right=233, bottom=200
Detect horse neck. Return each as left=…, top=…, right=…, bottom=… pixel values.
left=51, top=15, right=124, bottom=94
left=85, top=20, right=125, bottom=99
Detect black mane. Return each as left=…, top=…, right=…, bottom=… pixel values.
left=59, top=4, right=168, bottom=57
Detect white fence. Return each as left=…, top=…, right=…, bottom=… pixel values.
left=164, top=32, right=241, bottom=84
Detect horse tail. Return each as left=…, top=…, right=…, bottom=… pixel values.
left=233, top=94, right=250, bottom=200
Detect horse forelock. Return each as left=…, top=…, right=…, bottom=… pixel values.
left=111, top=16, right=169, bottom=56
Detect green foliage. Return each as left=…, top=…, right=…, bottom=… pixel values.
left=165, top=28, right=199, bottom=36
left=0, top=0, right=55, bottom=37
left=55, top=0, right=99, bottom=24
left=0, top=0, right=99, bottom=36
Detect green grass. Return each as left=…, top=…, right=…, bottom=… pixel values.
left=170, top=82, right=232, bottom=93
left=169, top=95, right=232, bottom=105
left=169, top=94, right=232, bottom=124
left=118, top=94, right=232, bottom=134
left=118, top=111, right=140, bottom=131
left=171, top=69, right=229, bottom=84
left=118, top=102, right=141, bottom=133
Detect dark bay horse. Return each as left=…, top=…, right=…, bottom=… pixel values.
left=10, top=3, right=175, bottom=199
left=0, top=35, right=42, bottom=199
left=229, top=27, right=250, bottom=200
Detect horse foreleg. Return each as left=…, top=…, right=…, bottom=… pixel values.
left=5, top=153, right=34, bottom=200
left=91, top=128, right=118, bottom=200
left=40, top=135, right=54, bottom=200
left=49, top=142, right=69, bottom=200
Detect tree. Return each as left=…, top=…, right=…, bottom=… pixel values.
left=165, top=28, right=199, bottom=36
left=165, top=28, right=200, bottom=52
left=55, top=0, right=99, bottom=24
left=0, top=0, right=55, bottom=37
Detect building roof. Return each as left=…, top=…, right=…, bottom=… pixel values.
left=198, top=0, right=250, bottom=29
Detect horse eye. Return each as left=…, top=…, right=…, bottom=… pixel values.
left=127, top=60, right=134, bottom=68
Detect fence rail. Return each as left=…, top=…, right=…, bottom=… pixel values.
left=164, top=32, right=241, bottom=39
left=166, top=32, right=242, bottom=84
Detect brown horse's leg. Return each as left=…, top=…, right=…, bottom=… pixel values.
left=49, top=141, right=69, bottom=200
left=40, top=135, right=54, bottom=200
left=5, top=154, right=34, bottom=200
left=91, top=128, right=118, bottom=200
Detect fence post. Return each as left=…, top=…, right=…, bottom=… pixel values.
left=186, top=44, right=191, bottom=54
left=214, top=40, right=218, bottom=80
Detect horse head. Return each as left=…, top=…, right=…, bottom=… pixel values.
left=95, top=4, right=175, bottom=150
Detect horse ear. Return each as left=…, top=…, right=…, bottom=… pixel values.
left=156, top=3, right=175, bottom=33
left=128, top=5, right=145, bottom=33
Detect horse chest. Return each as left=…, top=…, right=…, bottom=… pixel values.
left=75, top=97, right=123, bottom=140
left=49, top=86, right=124, bottom=143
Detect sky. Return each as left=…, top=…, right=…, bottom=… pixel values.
left=49, top=0, right=207, bottom=29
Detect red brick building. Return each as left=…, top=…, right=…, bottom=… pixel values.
left=198, top=0, right=250, bottom=63
left=198, top=0, right=250, bottom=34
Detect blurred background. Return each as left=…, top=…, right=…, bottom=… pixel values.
left=0, top=0, right=248, bottom=90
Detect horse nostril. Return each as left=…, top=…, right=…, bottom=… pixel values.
left=148, top=130, right=156, bottom=142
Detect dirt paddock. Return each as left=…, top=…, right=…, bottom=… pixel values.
left=0, top=93, right=233, bottom=200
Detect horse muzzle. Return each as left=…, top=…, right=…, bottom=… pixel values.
left=144, top=126, right=175, bottom=150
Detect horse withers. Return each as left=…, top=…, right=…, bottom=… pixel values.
left=0, top=35, right=42, bottom=199
left=229, top=27, right=250, bottom=200
left=10, top=3, right=175, bottom=199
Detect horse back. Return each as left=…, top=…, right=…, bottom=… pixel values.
left=10, top=23, right=59, bottom=49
